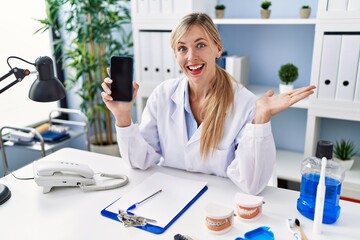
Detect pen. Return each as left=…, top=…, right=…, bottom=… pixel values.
left=127, top=189, right=162, bottom=212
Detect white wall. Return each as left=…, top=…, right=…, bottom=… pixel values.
left=0, top=0, right=59, bottom=129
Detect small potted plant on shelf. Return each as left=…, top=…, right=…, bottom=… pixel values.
left=278, top=63, right=298, bottom=93
left=334, top=138, right=357, bottom=171
left=260, top=1, right=272, bottom=19
left=300, top=5, right=311, bottom=19
left=215, top=4, right=226, bottom=19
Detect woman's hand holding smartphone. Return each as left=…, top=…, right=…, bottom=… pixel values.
left=110, top=56, right=134, bottom=102
left=101, top=56, right=138, bottom=127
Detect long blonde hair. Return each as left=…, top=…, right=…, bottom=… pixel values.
left=171, top=13, right=235, bottom=158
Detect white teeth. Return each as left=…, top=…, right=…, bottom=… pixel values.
left=238, top=208, right=257, bottom=216
left=188, top=65, right=203, bottom=70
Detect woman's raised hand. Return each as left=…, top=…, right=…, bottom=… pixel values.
left=253, top=85, right=316, bottom=124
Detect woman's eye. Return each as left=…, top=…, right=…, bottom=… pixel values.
left=197, top=43, right=206, bottom=48
left=178, top=46, right=187, bottom=52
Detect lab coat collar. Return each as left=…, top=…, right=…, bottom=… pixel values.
left=170, top=77, right=201, bottom=146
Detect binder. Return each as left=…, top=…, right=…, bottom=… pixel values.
left=173, top=0, right=189, bottom=15
left=139, top=31, right=152, bottom=81
left=150, top=32, right=163, bottom=82
left=101, top=172, right=208, bottom=234
left=137, top=0, right=149, bottom=14
left=162, top=0, right=173, bottom=14
left=162, top=32, right=175, bottom=79
left=335, top=35, right=360, bottom=101
left=348, top=0, right=360, bottom=11
left=174, top=61, right=183, bottom=78
left=149, top=0, right=161, bottom=14
left=317, top=35, right=342, bottom=100
left=225, top=56, right=249, bottom=86
left=354, top=59, right=360, bottom=102
left=327, top=0, right=349, bottom=11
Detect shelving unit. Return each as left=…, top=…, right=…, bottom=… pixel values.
left=304, top=0, right=360, bottom=157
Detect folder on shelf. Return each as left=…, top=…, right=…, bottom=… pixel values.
left=162, top=32, right=175, bottom=79
left=348, top=0, right=360, bottom=11
left=149, top=0, right=161, bottom=14
left=327, top=0, right=349, bottom=11
left=354, top=58, right=360, bottom=103
left=317, top=35, right=342, bottom=100
left=150, top=32, right=163, bottom=82
left=101, top=172, right=207, bottom=234
left=137, top=0, right=149, bottom=14
left=162, top=0, right=173, bottom=14
left=139, top=31, right=152, bottom=81
left=225, top=55, right=249, bottom=87
left=335, top=35, right=360, bottom=101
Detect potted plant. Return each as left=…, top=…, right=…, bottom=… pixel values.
left=260, top=1, right=272, bottom=19
left=36, top=0, right=133, bottom=156
left=300, top=5, right=311, bottom=19
left=278, top=63, right=298, bottom=93
left=334, top=138, right=357, bottom=171
left=215, top=4, right=226, bottom=19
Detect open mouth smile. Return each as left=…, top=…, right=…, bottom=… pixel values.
left=187, top=64, right=204, bottom=72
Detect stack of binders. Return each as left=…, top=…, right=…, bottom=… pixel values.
left=317, top=34, right=360, bottom=102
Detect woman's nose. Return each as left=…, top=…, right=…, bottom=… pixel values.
left=186, top=48, right=198, bottom=61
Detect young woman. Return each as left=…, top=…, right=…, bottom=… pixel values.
left=101, top=13, right=315, bottom=195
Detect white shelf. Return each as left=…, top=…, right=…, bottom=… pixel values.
left=276, top=149, right=360, bottom=200
left=213, top=18, right=317, bottom=25
left=247, top=84, right=310, bottom=109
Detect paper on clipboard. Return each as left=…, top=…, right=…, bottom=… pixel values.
left=103, top=172, right=207, bottom=228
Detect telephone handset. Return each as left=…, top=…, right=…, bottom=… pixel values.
left=35, top=161, right=94, bottom=179
left=33, top=161, right=129, bottom=193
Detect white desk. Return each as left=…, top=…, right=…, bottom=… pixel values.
left=1, top=148, right=359, bottom=240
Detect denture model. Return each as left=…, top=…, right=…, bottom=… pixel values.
left=204, top=202, right=234, bottom=234
left=235, top=192, right=264, bottom=221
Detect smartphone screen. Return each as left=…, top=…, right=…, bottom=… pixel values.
left=110, top=56, right=133, bottom=102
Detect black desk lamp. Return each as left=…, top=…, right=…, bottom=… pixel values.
left=0, top=55, right=66, bottom=205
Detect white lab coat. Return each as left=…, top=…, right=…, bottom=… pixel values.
left=116, top=77, right=276, bottom=195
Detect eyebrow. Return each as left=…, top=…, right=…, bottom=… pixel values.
left=178, top=37, right=207, bottom=45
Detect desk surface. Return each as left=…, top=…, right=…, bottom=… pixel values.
left=1, top=148, right=359, bottom=240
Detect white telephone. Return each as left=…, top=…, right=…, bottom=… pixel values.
left=33, top=161, right=128, bottom=193
left=34, top=161, right=96, bottom=193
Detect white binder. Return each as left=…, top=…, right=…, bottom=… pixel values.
left=150, top=32, right=163, bottom=82
left=162, top=0, right=173, bottom=14
left=327, top=0, right=349, bottom=11
left=335, top=35, right=360, bottom=101
left=173, top=0, right=189, bottom=15
left=348, top=0, right=360, bottom=11
left=354, top=59, right=360, bottom=102
left=137, top=0, right=149, bottom=14
left=225, top=56, right=249, bottom=87
left=317, top=35, right=342, bottom=100
left=149, top=0, right=161, bottom=14
left=162, top=32, right=175, bottom=79
left=174, top=61, right=183, bottom=78
left=139, top=31, right=152, bottom=81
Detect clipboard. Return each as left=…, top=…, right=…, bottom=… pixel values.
left=101, top=172, right=208, bottom=234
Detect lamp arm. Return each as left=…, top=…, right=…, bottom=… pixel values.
left=0, top=67, right=31, bottom=94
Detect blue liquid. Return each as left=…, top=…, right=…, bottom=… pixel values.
left=297, top=173, right=341, bottom=224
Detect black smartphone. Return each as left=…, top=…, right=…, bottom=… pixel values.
left=110, top=56, right=133, bottom=102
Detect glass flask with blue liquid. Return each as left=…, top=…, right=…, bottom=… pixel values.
left=297, top=140, right=345, bottom=224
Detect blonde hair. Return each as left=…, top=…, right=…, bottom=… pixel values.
left=171, top=13, right=235, bottom=158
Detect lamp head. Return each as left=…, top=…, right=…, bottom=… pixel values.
left=28, top=56, right=66, bottom=102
